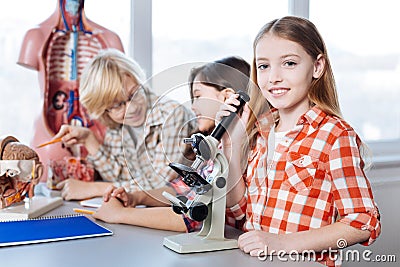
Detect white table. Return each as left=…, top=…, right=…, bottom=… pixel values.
left=1, top=200, right=319, bottom=267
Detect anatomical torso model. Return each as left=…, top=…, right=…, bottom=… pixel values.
left=17, top=0, right=124, bottom=181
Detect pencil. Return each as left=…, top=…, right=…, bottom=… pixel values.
left=36, top=137, right=63, bottom=148
left=73, top=208, right=95, bottom=215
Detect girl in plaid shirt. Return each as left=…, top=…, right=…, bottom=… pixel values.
left=93, top=57, right=251, bottom=232
left=219, top=16, right=381, bottom=266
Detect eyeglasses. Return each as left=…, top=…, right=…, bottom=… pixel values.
left=106, top=85, right=145, bottom=116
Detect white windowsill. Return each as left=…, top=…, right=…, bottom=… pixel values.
left=365, top=140, right=400, bottom=185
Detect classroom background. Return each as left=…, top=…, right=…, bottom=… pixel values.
left=0, top=1, right=399, bottom=266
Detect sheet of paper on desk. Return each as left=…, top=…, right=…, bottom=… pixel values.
left=80, top=197, right=103, bottom=208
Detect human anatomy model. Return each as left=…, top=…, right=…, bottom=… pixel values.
left=17, top=0, right=124, bottom=181
left=0, top=136, right=43, bottom=209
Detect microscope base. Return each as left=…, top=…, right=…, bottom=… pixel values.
left=163, top=232, right=238, bottom=253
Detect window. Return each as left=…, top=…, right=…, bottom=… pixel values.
left=152, top=0, right=288, bottom=104
left=152, top=0, right=400, bottom=142
left=153, top=0, right=288, bottom=73
left=310, top=0, right=400, bottom=141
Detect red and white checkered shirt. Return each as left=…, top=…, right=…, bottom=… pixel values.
left=226, top=106, right=381, bottom=266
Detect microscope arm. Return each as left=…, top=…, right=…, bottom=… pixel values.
left=162, top=91, right=249, bottom=253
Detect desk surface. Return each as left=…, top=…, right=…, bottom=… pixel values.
left=1, top=201, right=318, bottom=267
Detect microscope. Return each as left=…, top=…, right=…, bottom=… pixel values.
left=162, top=91, right=249, bottom=253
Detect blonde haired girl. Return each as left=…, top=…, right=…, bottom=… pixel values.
left=219, top=16, right=381, bottom=267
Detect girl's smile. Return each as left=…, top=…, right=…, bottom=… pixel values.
left=268, top=87, right=290, bottom=97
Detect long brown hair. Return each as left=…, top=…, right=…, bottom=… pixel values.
left=246, top=16, right=341, bottom=151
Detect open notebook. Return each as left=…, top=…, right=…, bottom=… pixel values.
left=0, top=215, right=112, bottom=247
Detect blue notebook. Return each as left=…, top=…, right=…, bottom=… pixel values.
left=0, top=215, right=113, bottom=247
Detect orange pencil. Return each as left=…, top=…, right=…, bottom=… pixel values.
left=36, top=137, right=63, bottom=148
left=73, top=208, right=95, bottom=215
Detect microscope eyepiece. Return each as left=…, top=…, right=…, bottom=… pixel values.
left=210, top=91, right=250, bottom=141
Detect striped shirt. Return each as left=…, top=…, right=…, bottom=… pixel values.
left=226, top=106, right=381, bottom=267
left=88, top=93, right=196, bottom=191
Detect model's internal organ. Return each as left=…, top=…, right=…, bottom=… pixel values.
left=45, top=30, right=104, bottom=136
left=47, top=156, right=94, bottom=189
